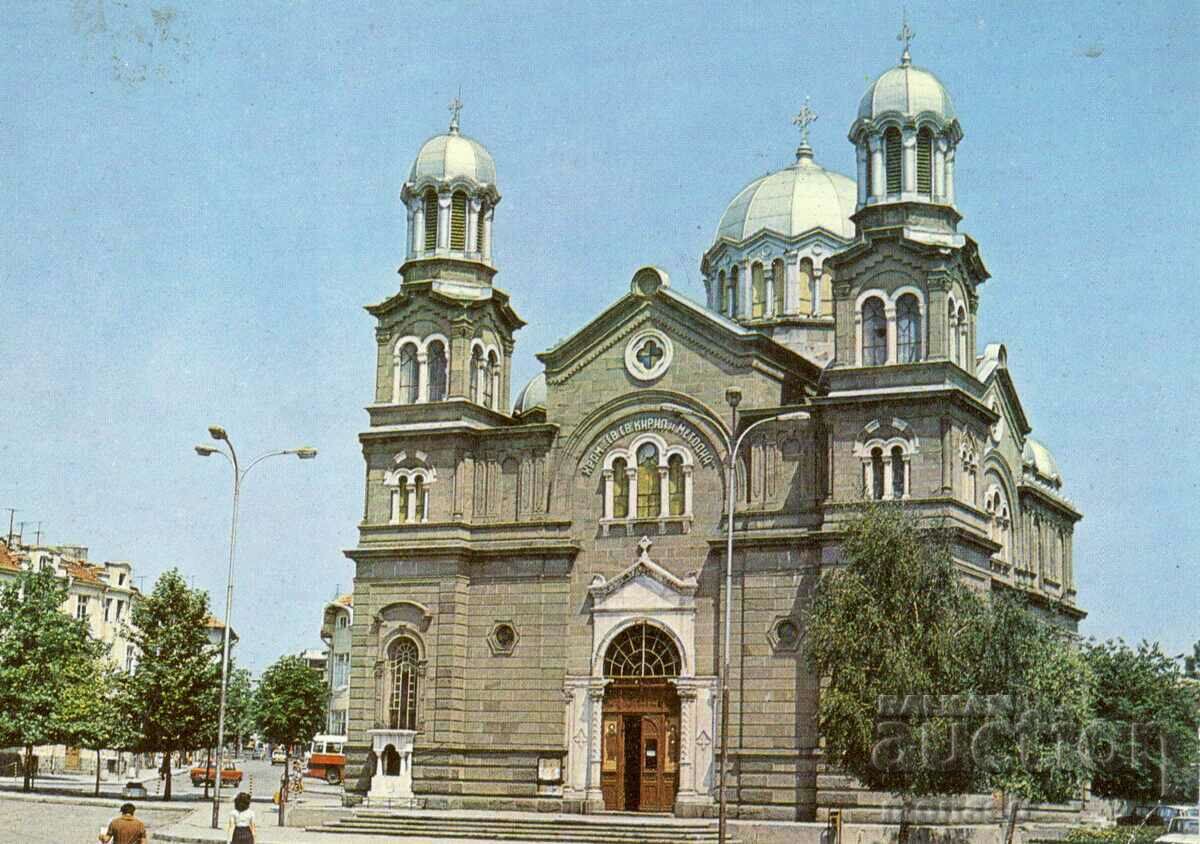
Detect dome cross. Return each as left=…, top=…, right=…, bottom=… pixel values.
left=897, top=11, right=915, bottom=66
left=448, top=92, right=464, bottom=134
left=792, top=98, right=818, bottom=146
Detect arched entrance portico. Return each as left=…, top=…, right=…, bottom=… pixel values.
left=562, top=538, right=718, bottom=817
left=600, top=623, right=681, bottom=812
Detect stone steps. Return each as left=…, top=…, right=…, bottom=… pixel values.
left=309, top=810, right=733, bottom=842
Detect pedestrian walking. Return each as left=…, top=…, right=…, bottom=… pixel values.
left=98, top=803, right=147, bottom=844
left=227, top=792, right=256, bottom=844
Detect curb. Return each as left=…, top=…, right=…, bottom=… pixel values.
left=0, top=789, right=194, bottom=810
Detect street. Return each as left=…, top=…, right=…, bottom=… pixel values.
left=170, top=754, right=343, bottom=802
left=0, top=800, right=186, bottom=844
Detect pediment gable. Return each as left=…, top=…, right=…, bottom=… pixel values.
left=589, top=537, right=698, bottom=613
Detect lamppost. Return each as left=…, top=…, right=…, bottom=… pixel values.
left=195, top=426, right=316, bottom=829
left=662, top=392, right=809, bottom=844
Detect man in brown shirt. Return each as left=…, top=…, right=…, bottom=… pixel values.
left=99, top=803, right=148, bottom=844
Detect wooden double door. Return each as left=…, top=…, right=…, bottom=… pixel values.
left=600, top=681, right=679, bottom=812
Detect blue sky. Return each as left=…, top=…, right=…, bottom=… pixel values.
left=1, top=2, right=1196, bottom=673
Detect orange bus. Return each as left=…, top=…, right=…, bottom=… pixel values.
left=304, top=735, right=346, bottom=784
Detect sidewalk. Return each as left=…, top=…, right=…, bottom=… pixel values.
left=0, top=766, right=196, bottom=805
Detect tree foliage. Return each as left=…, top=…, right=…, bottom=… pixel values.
left=254, top=654, right=326, bottom=750
left=807, top=505, right=1095, bottom=810
left=123, top=569, right=221, bottom=800
left=55, top=657, right=134, bottom=795
left=0, top=568, right=98, bottom=790
left=1084, top=639, right=1199, bottom=802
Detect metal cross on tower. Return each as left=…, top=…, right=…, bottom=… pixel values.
left=448, top=92, right=463, bottom=133
left=898, top=11, right=915, bottom=65
left=792, top=98, right=818, bottom=147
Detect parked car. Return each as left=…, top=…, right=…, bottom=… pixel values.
left=190, top=761, right=243, bottom=788
left=1155, top=817, right=1200, bottom=844
left=271, top=748, right=287, bottom=765
left=121, top=781, right=148, bottom=800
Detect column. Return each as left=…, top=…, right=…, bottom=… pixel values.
left=683, top=466, right=694, bottom=516
left=885, top=303, right=897, bottom=364
left=856, top=144, right=869, bottom=207
left=944, top=148, right=956, bottom=205
left=868, top=134, right=884, bottom=201
left=658, top=467, right=669, bottom=519
left=901, top=128, right=917, bottom=197
left=765, top=266, right=776, bottom=318
left=482, top=207, right=494, bottom=261
left=466, top=197, right=481, bottom=254
left=940, top=417, right=953, bottom=495
left=437, top=191, right=451, bottom=250
left=625, top=468, right=638, bottom=518
left=586, top=683, right=606, bottom=810
left=934, top=138, right=947, bottom=202
left=739, top=261, right=752, bottom=318
left=406, top=205, right=416, bottom=259
left=784, top=252, right=799, bottom=314
left=416, top=350, right=429, bottom=403
left=601, top=470, right=614, bottom=520
left=854, top=306, right=863, bottom=366
left=882, top=458, right=894, bottom=500
left=413, top=204, right=425, bottom=258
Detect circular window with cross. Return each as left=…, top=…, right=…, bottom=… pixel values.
left=624, top=329, right=673, bottom=382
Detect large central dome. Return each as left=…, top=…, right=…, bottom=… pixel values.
left=716, top=151, right=857, bottom=243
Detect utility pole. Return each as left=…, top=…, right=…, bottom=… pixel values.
left=16, top=521, right=32, bottom=546
left=33, top=522, right=43, bottom=546
left=3, top=508, right=16, bottom=546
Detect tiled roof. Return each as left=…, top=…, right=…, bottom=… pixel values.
left=63, top=560, right=104, bottom=586
left=337, top=594, right=353, bottom=607
left=205, top=615, right=226, bottom=629
left=0, top=545, right=20, bottom=573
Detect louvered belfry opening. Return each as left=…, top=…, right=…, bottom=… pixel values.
left=476, top=202, right=486, bottom=254
left=423, top=189, right=438, bottom=252
left=604, top=623, right=681, bottom=678
left=450, top=191, right=467, bottom=250
left=884, top=128, right=902, bottom=195
left=917, top=128, right=933, bottom=195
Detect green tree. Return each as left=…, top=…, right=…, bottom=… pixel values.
left=123, top=569, right=221, bottom=801
left=1085, top=639, right=1200, bottom=802
left=0, top=568, right=96, bottom=791
left=224, top=667, right=256, bottom=754
left=807, top=505, right=1094, bottom=843
left=255, top=654, right=326, bottom=825
left=56, top=657, right=134, bottom=796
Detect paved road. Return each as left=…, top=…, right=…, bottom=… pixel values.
left=0, top=800, right=186, bottom=844
left=172, top=756, right=342, bottom=802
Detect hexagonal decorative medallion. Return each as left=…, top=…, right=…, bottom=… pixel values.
left=488, top=621, right=519, bottom=656
left=767, top=615, right=805, bottom=653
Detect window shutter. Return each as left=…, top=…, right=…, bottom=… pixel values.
left=424, top=190, right=438, bottom=252
left=885, top=129, right=902, bottom=195
left=450, top=192, right=467, bottom=250
left=917, top=130, right=933, bottom=195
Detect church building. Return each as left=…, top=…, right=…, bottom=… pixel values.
left=344, top=35, right=1083, bottom=821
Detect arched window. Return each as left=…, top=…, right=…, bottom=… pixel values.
left=484, top=350, right=498, bottom=409
left=387, top=637, right=419, bottom=731
left=667, top=454, right=685, bottom=516
left=870, top=447, right=885, bottom=500
left=797, top=258, right=814, bottom=315
left=891, top=445, right=906, bottom=499
left=603, top=623, right=681, bottom=678
left=772, top=259, right=786, bottom=315
left=391, top=479, right=409, bottom=524
left=751, top=263, right=766, bottom=318
left=397, top=343, right=419, bottom=404
left=413, top=476, right=426, bottom=522
left=729, top=266, right=739, bottom=315
left=864, top=146, right=873, bottom=199
left=476, top=201, right=487, bottom=254
left=862, top=297, right=887, bottom=365
left=896, top=294, right=921, bottom=363
left=469, top=346, right=483, bottom=403
left=450, top=191, right=467, bottom=250
left=717, top=271, right=726, bottom=314
left=984, top=482, right=1012, bottom=563
left=427, top=341, right=448, bottom=402
left=636, top=443, right=660, bottom=518
left=884, top=128, right=902, bottom=195
left=423, top=189, right=438, bottom=252
left=917, top=129, right=933, bottom=196
left=611, top=457, right=630, bottom=519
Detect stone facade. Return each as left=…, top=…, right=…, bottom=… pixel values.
left=344, top=46, right=1083, bottom=823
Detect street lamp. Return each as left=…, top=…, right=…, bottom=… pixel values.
left=195, top=428, right=316, bottom=829
left=661, top=396, right=809, bottom=844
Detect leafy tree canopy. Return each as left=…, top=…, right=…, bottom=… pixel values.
left=255, top=654, right=326, bottom=751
